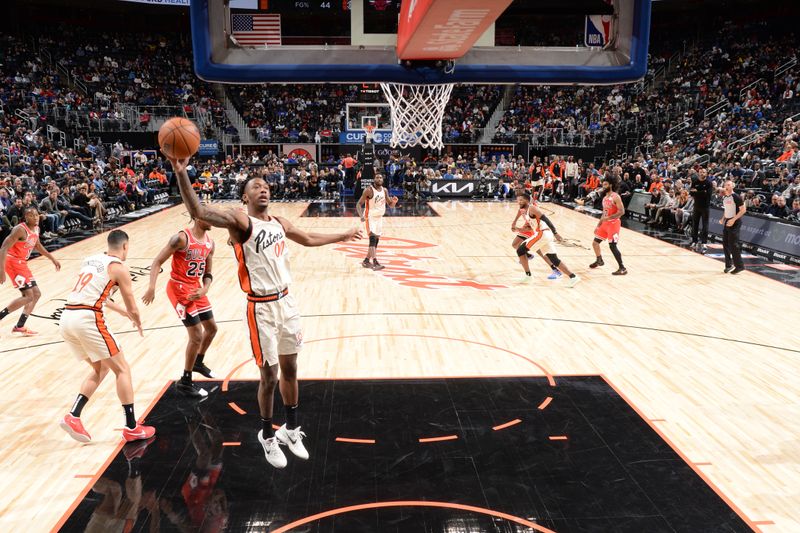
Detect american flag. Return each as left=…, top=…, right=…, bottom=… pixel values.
left=231, top=14, right=281, bottom=46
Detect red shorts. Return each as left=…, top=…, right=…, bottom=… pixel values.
left=4, top=257, right=35, bottom=290
left=166, top=279, right=212, bottom=325
left=595, top=219, right=621, bottom=243
left=516, top=230, right=533, bottom=240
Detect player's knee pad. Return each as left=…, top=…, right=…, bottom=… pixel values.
left=593, top=237, right=603, bottom=244
left=369, top=235, right=379, bottom=247
left=516, top=243, right=528, bottom=257
left=546, top=253, right=561, bottom=267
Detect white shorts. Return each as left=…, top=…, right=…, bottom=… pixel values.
left=366, top=216, right=383, bottom=237
left=245, top=292, right=303, bottom=367
left=60, top=308, right=122, bottom=362
left=523, top=230, right=556, bottom=255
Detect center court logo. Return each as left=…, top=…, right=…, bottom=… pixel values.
left=334, top=237, right=506, bottom=290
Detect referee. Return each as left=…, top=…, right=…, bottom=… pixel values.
left=689, top=168, right=713, bottom=253
left=720, top=180, right=746, bottom=274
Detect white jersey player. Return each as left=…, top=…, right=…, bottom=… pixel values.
left=356, top=173, right=397, bottom=270
left=59, top=230, right=155, bottom=444
left=170, top=156, right=362, bottom=470
left=514, top=201, right=581, bottom=287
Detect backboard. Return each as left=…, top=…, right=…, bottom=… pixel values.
left=191, top=0, right=651, bottom=85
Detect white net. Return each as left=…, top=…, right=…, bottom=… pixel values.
left=380, top=82, right=455, bottom=150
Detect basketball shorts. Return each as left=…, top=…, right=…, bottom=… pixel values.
left=60, top=308, right=121, bottom=362
left=595, top=219, right=621, bottom=243
left=4, top=258, right=36, bottom=290
left=245, top=291, right=303, bottom=367
left=365, top=216, right=383, bottom=236
left=166, top=279, right=213, bottom=326
left=516, top=229, right=533, bottom=240
left=523, top=230, right=556, bottom=255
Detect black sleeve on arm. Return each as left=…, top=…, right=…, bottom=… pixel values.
left=540, top=214, right=557, bottom=234
left=734, top=193, right=744, bottom=208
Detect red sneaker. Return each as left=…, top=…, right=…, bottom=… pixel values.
left=60, top=414, right=92, bottom=443
left=12, top=326, right=38, bottom=337
left=122, top=423, right=156, bottom=443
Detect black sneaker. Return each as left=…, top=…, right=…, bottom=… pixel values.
left=730, top=267, right=745, bottom=275
left=589, top=258, right=605, bottom=269
left=612, top=268, right=628, bottom=276
left=371, top=260, right=385, bottom=271
left=362, top=258, right=372, bottom=268
left=192, top=362, right=215, bottom=378
left=723, top=266, right=734, bottom=274
left=177, top=381, right=208, bottom=399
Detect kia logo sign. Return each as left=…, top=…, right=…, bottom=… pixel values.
left=431, top=181, right=475, bottom=196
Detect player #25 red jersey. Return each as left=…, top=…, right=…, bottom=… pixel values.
left=170, top=228, right=213, bottom=286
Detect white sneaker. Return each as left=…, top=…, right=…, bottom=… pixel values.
left=257, top=431, right=287, bottom=468
left=566, top=275, right=581, bottom=288
left=275, top=424, right=309, bottom=460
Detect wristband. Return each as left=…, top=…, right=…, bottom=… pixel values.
left=203, top=273, right=213, bottom=282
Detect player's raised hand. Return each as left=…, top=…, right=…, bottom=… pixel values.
left=169, top=156, right=191, bottom=173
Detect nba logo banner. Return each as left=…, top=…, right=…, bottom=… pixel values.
left=585, top=14, right=614, bottom=48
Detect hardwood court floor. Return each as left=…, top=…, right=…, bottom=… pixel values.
left=0, top=201, right=797, bottom=531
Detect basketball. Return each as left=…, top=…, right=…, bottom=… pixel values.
left=158, top=117, right=200, bottom=159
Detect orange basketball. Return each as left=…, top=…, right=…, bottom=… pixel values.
left=158, top=117, right=200, bottom=159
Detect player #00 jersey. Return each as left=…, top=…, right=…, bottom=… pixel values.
left=233, top=216, right=292, bottom=295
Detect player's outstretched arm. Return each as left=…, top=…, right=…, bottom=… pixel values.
left=275, top=215, right=363, bottom=247
left=142, top=232, right=186, bottom=305
left=0, top=225, right=25, bottom=284
left=110, top=262, right=143, bottom=336
left=170, top=157, right=248, bottom=233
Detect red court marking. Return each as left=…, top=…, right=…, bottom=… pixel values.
left=228, top=402, right=246, bottom=415
left=753, top=521, right=776, bottom=526
left=548, top=436, right=568, bottom=441
left=602, top=375, right=767, bottom=532
left=271, top=500, right=557, bottom=533
left=419, top=435, right=458, bottom=443
left=222, top=442, right=241, bottom=446
left=492, top=419, right=522, bottom=431
left=649, top=418, right=667, bottom=422
left=693, top=462, right=713, bottom=466
left=538, top=397, right=553, bottom=410
left=50, top=379, right=173, bottom=533
left=335, top=437, right=376, bottom=444
left=73, top=474, right=94, bottom=479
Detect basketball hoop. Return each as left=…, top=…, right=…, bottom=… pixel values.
left=380, top=82, right=454, bottom=151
